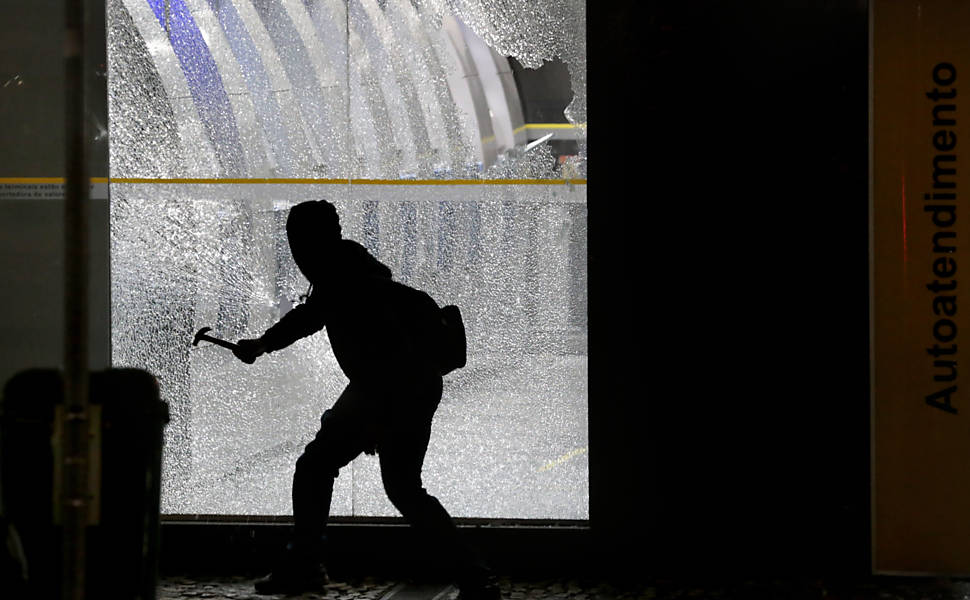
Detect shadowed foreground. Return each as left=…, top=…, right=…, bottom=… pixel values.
left=157, top=574, right=970, bottom=600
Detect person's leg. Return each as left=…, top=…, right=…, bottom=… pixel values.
left=376, top=379, right=493, bottom=592
left=292, top=383, right=374, bottom=557
left=256, top=384, right=372, bottom=594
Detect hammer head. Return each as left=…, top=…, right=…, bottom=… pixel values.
left=193, top=326, right=212, bottom=346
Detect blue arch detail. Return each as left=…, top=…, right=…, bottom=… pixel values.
left=147, top=0, right=245, bottom=175
left=250, top=0, right=340, bottom=166
left=205, top=0, right=298, bottom=175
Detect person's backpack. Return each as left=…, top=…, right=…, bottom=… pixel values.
left=437, top=304, right=466, bottom=375
left=384, top=280, right=467, bottom=375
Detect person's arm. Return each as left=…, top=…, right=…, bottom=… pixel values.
left=233, top=295, right=327, bottom=363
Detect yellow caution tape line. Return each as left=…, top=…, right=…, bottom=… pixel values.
left=538, top=447, right=589, bottom=473
left=346, top=178, right=587, bottom=185
left=513, top=123, right=586, bottom=134
left=1, top=177, right=586, bottom=185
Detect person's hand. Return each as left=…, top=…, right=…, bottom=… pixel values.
left=234, top=339, right=266, bottom=364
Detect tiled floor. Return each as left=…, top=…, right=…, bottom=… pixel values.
left=158, top=575, right=396, bottom=600
left=156, top=575, right=970, bottom=600
left=157, top=576, right=651, bottom=600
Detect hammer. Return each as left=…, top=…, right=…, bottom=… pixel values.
left=192, top=327, right=239, bottom=351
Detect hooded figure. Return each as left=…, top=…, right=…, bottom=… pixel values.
left=234, top=200, right=497, bottom=599
left=243, top=200, right=443, bottom=384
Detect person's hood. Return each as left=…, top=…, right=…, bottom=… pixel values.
left=290, top=236, right=391, bottom=283
left=285, top=200, right=391, bottom=283
left=332, top=239, right=392, bottom=280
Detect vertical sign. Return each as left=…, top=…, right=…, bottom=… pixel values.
left=873, top=0, right=970, bottom=574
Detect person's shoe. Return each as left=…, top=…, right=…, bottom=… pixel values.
left=253, top=561, right=328, bottom=595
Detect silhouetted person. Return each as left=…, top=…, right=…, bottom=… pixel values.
left=233, top=200, right=499, bottom=599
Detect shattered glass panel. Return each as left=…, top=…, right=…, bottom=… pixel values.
left=107, top=0, right=586, bottom=519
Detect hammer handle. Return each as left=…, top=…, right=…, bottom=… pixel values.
left=198, top=335, right=239, bottom=352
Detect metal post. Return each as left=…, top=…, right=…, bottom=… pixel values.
left=63, top=0, right=90, bottom=597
